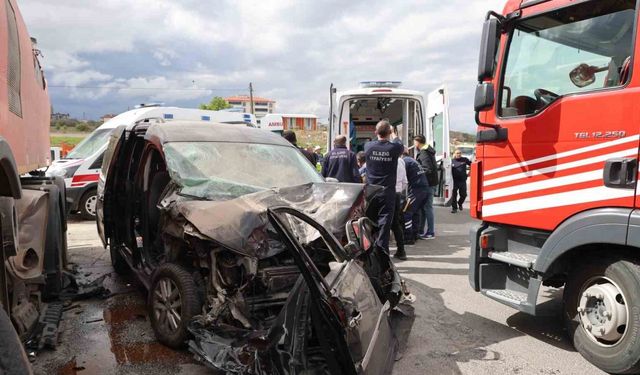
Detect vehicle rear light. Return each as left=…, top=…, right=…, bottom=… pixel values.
left=480, top=234, right=490, bottom=249
left=445, top=186, right=449, bottom=199
left=470, top=161, right=482, bottom=219
left=372, top=89, right=392, bottom=93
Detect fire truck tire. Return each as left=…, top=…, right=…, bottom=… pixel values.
left=78, top=189, right=97, bottom=221
left=0, top=308, right=31, bottom=375
left=564, top=258, right=640, bottom=374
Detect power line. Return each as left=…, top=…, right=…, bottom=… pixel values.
left=47, top=85, right=246, bottom=92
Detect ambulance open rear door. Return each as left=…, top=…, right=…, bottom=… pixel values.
left=426, top=85, right=453, bottom=206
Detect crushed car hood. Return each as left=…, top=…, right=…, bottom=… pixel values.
left=163, top=182, right=374, bottom=258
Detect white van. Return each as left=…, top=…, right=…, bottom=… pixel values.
left=47, top=106, right=257, bottom=219
left=329, top=81, right=453, bottom=206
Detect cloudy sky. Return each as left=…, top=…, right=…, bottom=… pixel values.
left=21, top=0, right=505, bottom=133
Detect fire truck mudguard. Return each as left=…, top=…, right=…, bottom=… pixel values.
left=534, top=208, right=633, bottom=275
left=0, top=138, right=21, bottom=199
left=625, top=210, right=640, bottom=248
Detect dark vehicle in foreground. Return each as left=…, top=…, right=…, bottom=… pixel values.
left=97, top=122, right=410, bottom=374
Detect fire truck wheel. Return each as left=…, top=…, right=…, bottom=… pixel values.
left=0, top=308, right=31, bottom=375
left=564, top=258, right=640, bottom=374
left=79, top=188, right=98, bottom=221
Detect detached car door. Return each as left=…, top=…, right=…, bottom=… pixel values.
left=268, top=207, right=395, bottom=375
left=96, top=125, right=127, bottom=247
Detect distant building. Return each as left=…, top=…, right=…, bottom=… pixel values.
left=51, top=112, right=70, bottom=121
left=101, top=114, right=117, bottom=123
left=225, top=95, right=275, bottom=119
left=259, top=113, right=318, bottom=133
left=282, top=114, right=317, bottom=131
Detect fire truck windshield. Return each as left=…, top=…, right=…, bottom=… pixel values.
left=499, top=0, right=636, bottom=117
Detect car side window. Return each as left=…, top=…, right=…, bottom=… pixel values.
left=101, top=126, right=126, bottom=177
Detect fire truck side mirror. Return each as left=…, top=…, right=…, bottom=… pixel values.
left=478, top=18, right=500, bottom=81
left=474, top=83, right=495, bottom=112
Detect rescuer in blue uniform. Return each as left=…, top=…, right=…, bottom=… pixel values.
left=402, top=152, right=429, bottom=244
left=365, top=120, right=404, bottom=254
left=322, top=135, right=360, bottom=183
left=451, top=148, right=472, bottom=213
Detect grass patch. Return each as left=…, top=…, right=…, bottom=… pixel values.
left=296, top=130, right=328, bottom=154
left=51, top=135, right=85, bottom=148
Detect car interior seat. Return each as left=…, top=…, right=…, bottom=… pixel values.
left=511, top=95, right=537, bottom=116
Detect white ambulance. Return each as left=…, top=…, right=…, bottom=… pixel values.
left=328, top=81, right=453, bottom=206
left=259, top=114, right=284, bottom=134
left=47, top=106, right=256, bottom=219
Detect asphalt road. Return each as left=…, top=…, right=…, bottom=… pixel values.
left=392, top=206, right=605, bottom=375
left=32, top=208, right=606, bottom=375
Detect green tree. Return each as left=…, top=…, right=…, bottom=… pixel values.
left=199, top=96, right=231, bottom=111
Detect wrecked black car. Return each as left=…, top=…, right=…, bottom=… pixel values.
left=97, top=122, right=411, bottom=374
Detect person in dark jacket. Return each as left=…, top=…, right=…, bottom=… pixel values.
left=322, top=135, right=360, bottom=183
left=365, top=120, right=404, bottom=254
left=414, top=135, right=438, bottom=239
left=282, top=130, right=316, bottom=165
left=451, top=148, right=472, bottom=213
left=402, top=152, right=429, bottom=244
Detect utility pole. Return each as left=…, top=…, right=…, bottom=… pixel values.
left=249, top=82, right=255, bottom=115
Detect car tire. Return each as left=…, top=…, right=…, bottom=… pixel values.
left=109, top=245, right=130, bottom=275
left=564, top=257, right=640, bottom=374
left=148, top=263, right=202, bottom=349
left=78, top=188, right=97, bottom=220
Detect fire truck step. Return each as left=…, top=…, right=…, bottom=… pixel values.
left=488, top=251, right=537, bottom=269
left=483, top=289, right=528, bottom=306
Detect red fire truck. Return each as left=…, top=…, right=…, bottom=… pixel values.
left=0, top=0, right=66, bottom=369
left=471, top=0, right=640, bottom=372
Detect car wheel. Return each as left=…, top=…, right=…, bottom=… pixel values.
left=564, top=257, right=640, bottom=374
left=149, top=263, right=202, bottom=348
left=79, top=189, right=97, bottom=220
left=109, top=245, right=130, bottom=275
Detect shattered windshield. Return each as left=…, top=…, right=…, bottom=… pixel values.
left=164, top=142, right=324, bottom=199
left=65, top=128, right=113, bottom=159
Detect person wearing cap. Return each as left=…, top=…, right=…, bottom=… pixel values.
left=314, top=146, right=324, bottom=165
left=322, top=135, right=360, bottom=183
left=365, top=120, right=404, bottom=254
left=414, top=135, right=438, bottom=240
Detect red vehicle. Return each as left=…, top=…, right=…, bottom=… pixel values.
left=0, top=0, right=67, bottom=354
left=471, top=0, right=640, bottom=373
